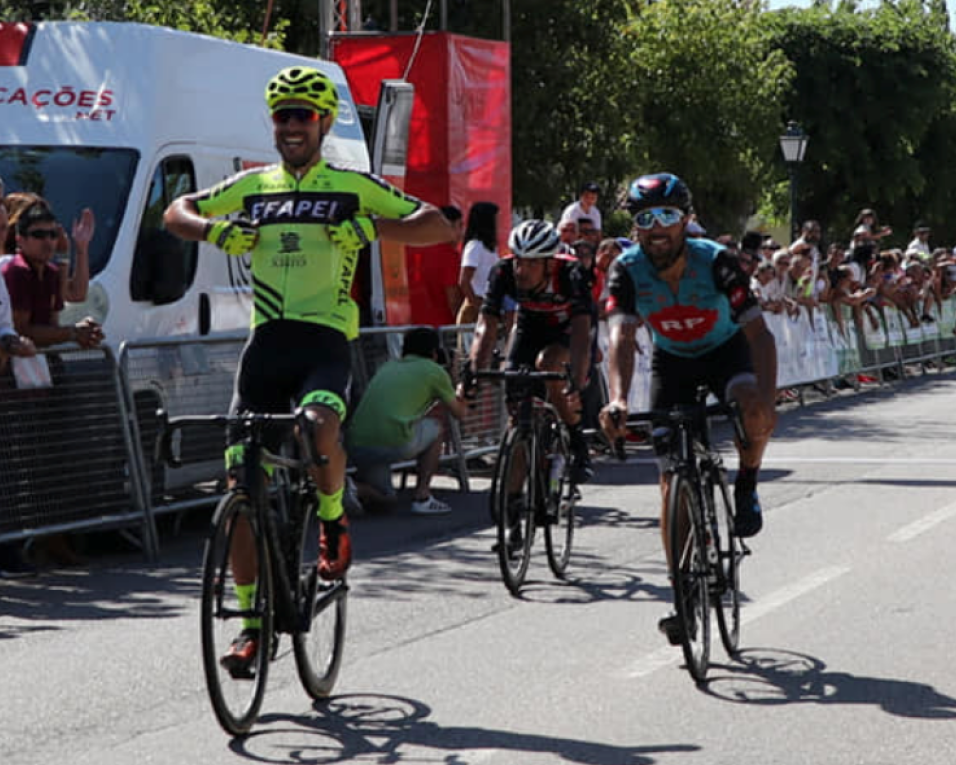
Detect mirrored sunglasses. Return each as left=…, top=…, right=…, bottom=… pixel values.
left=271, top=107, right=323, bottom=125
left=633, top=207, right=685, bottom=230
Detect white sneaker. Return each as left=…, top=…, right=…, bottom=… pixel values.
left=410, top=495, right=452, bottom=515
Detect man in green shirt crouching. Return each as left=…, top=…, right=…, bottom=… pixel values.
left=347, top=328, right=467, bottom=514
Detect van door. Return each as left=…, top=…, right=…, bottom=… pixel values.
left=366, top=80, right=414, bottom=326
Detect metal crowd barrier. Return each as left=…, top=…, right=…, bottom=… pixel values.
left=5, top=300, right=956, bottom=560
left=0, top=345, right=157, bottom=557
left=117, top=332, right=246, bottom=522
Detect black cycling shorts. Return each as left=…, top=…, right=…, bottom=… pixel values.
left=228, top=320, right=352, bottom=448
left=649, top=329, right=754, bottom=409
left=506, top=325, right=571, bottom=369
left=505, top=325, right=571, bottom=401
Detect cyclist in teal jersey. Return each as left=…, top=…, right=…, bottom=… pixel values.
left=164, top=66, right=455, bottom=674
left=598, top=173, right=777, bottom=645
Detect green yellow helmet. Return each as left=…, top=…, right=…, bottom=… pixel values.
left=265, top=66, right=339, bottom=121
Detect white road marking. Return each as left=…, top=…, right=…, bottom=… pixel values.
left=611, top=456, right=956, bottom=466
left=626, top=565, right=850, bottom=679
left=740, top=565, right=850, bottom=626
left=888, top=502, right=956, bottom=543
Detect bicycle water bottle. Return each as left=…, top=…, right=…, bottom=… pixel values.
left=549, top=455, right=565, bottom=495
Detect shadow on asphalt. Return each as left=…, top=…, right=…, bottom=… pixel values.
left=233, top=692, right=699, bottom=764
left=703, top=647, right=956, bottom=719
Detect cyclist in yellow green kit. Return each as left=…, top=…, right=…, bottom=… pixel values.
left=164, top=66, right=456, bottom=675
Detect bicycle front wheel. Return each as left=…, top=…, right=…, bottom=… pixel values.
left=544, top=420, right=575, bottom=578
left=201, top=491, right=274, bottom=736
left=293, top=504, right=348, bottom=699
left=667, top=472, right=711, bottom=683
left=709, top=469, right=742, bottom=656
left=493, top=427, right=536, bottom=595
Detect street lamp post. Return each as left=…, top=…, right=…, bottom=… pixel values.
left=779, top=121, right=809, bottom=241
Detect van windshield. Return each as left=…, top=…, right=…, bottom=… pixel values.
left=0, top=146, right=138, bottom=277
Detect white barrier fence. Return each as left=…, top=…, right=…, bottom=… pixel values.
left=2, top=299, right=955, bottom=556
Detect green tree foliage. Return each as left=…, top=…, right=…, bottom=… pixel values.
left=0, top=1, right=290, bottom=48
left=765, top=1, right=956, bottom=244
left=9, top=0, right=956, bottom=242
left=619, top=0, right=793, bottom=233
left=509, top=2, right=635, bottom=217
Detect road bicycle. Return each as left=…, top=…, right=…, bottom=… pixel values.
left=158, top=409, right=348, bottom=735
left=625, top=392, right=750, bottom=682
left=476, top=366, right=578, bottom=595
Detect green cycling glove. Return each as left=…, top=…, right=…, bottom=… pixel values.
left=327, top=216, right=377, bottom=253
left=206, top=220, right=259, bottom=256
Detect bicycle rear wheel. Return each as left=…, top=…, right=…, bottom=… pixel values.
left=544, top=419, right=575, bottom=578
left=667, top=472, right=710, bottom=683
left=493, top=427, right=536, bottom=595
left=709, top=468, right=742, bottom=656
left=293, top=502, right=348, bottom=699
left=201, top=491, right=274, bottom=736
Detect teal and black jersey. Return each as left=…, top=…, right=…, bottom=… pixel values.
left=606, top=237, right=761, bottom=357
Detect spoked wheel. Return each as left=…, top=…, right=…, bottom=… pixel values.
left=493, top=428, right=536, bottom=595
left=709, top=470, right=742, bottom=656
left=293, top=504, right=348, bottom=699
left=200, top=491, right=274, bottom=736
left=667, top=473, right=710, bottom=683
left=544, top=419, right=575, bottom=578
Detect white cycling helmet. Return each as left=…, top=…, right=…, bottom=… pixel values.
left=508, top=219, right=561, bottom=258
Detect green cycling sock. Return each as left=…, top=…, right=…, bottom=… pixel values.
left=317, top=486, right=345, bottom=522
left=235, top=582, right=261, bottom=630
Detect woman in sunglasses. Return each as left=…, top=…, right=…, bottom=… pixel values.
left=1, top=201, right=103, bottom=349
left=598, top=172, right=777, bottom=645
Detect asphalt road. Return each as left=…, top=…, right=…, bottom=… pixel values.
left=4, top=372, right=956, bottom=765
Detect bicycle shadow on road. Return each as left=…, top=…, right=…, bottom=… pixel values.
left=702, top=647, right=956, bottom=719
left=234, top=692, right=699, bottom=764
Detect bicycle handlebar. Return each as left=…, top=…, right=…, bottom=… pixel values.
left=475, top=362, right=577, bottom=391
left=155, top=409, right=328, bottom=470
left=629, top=400, right=749, bottom=450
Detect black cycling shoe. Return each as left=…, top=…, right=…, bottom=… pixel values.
left=658, top=613, right=684, bottom=646
left=734, top=483, right=763, bottom=538
left=569, top=438, right=593, bottom=485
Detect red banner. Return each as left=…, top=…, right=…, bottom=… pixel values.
left=332, top=32, right=511, bottom=326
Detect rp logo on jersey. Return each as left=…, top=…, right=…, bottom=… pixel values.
left=649, top=304, right=718, bottom=343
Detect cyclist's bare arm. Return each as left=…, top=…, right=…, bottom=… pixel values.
left=599, top=311, right=639, bottom=441
left=163, top=195, right=210, bottom=241
left=568, top=313, right=592, bottom=391
left=469, top=311, right=500, bottom=371
left=375, top=203, right=457, bottom=245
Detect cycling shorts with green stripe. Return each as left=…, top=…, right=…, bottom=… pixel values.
left=227, top=320, right=351, bottom=452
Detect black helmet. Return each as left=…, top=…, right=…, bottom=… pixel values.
left=625, top=173, right=693, bottom=216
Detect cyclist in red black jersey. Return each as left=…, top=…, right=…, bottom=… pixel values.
left=461, top=219, right=595, bottom=483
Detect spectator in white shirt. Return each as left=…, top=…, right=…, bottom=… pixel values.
left=559, top=181, right=602, bottom=234
left=456, top=201, right=499, bottom=325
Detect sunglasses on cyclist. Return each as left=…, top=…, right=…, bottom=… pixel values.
left=23, top=229, right=58, bottom=240
left=633, top=207, right=686, bottom=230
left=271, top=107, right=324, bottom=125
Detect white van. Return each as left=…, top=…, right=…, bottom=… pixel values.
left=0, top=21, right=371, bottom=340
